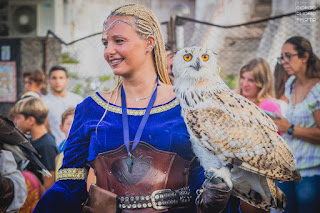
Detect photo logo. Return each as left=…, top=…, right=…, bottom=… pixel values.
left=296, top=2, right=317, bottom=24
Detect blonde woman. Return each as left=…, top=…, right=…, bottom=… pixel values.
left=237, top=57, right=281, bottom=119
left=237, top=58, right=281, bottom=213
left=33, top=4, right=236, bottom=213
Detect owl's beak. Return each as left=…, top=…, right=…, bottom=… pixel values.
left=192, top=58, right=200, bottom=71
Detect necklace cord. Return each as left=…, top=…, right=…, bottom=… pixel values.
left=121, top=77, right=159, bottom=154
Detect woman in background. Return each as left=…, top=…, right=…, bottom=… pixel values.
left=237, top=57, right=281, bottom=120
left=237, top=57, right=281, bottom=213
left=272, top=36, right=320, bottom=213
left=21, top=70, right=47, bottom=99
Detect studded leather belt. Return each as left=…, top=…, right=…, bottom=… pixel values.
left=118, top=186, right=192, bottom=211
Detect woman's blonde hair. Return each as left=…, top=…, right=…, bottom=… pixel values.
left=237, top=58, right=274, bottom=102
left=96, top=4, right=170, bottom=133
left=107, top=3, right=170, bottom=90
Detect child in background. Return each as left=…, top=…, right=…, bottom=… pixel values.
left=55, top=107, right=75, bottom=181
left=58, top=107, right=75, bottom=153
left=11, top=97, right=57, bottom=190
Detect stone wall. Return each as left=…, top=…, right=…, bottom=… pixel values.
left=0, top=37, right=61, bottom=116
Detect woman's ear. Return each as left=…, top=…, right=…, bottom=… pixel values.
left=145, top=35, right=156, bottom=53
left=302, top=51, right=309, bottom=64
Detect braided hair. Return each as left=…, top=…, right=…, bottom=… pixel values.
left=107, top=4, right=170, bottom=88
left=95, top=4, right=171, bottom=134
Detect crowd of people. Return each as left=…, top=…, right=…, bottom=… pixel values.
left=0, top=3, right=319, bottom=213
left=1, top=65, right=80, bottom=212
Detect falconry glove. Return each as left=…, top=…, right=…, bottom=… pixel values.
left=196, top=177, right=232, bottom=213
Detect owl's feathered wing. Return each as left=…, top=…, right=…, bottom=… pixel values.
left=173, top=46, right=301, bottom=211
left=0, top=115, right=51, bottom=177
left=184, top=90, right=301, bottom=210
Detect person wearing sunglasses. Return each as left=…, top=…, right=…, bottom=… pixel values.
left=272, top=36, right=320, bottom=213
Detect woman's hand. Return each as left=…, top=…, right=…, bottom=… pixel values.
left=271, top=110, right=320, bottom=144
left=271, top=114, right=291, bottom=133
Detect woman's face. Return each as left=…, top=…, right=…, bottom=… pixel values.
left=24, top=76, right=44, bottom=94
left=102, top=16, right=148, bottom=76
left=240, top=71, right=260, bottom=100
left=24, top=76, right=32, bottom=92
left=280, top=43, right=306, bottom=76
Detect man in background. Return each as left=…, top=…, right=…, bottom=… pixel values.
left=42, top=66, right=83, bottom=147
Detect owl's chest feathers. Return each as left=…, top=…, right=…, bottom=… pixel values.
left=177, top=82, right=229, bottom=111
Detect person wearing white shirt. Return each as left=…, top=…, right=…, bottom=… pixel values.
left=42, top=66, right=83, bottom=147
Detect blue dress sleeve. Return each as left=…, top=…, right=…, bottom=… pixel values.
left=33, top=101, right=90, bottom=213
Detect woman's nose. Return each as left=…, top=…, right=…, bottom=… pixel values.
left=280, top=58, right=287, bottom=65
left=104, top=46, right=115, bottom=62
left=104, top=43, right=115, bottom=56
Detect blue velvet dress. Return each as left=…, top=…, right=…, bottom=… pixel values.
left=33, top=92, right=239, bottom=213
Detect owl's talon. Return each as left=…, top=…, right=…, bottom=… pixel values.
left=226, top=163, right=233, bottom=170
left=206, top=167, right=233, bottom=188
left=210, top=177, right=223, bottom=184
left=204, top=171, right=224, bottom=184
left=204, top=171, right=215, bottom=180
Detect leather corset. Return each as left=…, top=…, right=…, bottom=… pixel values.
left=91, top=142, right=191, bottom=197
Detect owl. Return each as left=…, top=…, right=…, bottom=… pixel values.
left=172, top=47, right=301, bottom=211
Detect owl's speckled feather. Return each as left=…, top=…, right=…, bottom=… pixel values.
left=172, top=47, right=301, bottom=211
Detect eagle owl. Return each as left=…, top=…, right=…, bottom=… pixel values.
left=172, top=46, right=301, bottom=211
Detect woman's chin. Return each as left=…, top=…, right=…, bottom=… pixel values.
left=113, top=70, right=127, bottom=77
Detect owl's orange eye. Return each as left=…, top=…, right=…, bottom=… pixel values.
left=183, top=54, right=193, bottom=61
left=202, top=54, right=209, bottom=61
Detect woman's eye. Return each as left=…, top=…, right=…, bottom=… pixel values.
left=116, top=39, right=124, bottom=44
left=102, top=41, right=108, bottom=46
left=202, top=54, right=209, bottom=61
left=183, top=54, right=192, bottom=61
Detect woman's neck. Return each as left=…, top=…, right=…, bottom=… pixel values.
left=294, top=67, right=311, bottom=85
left=122, top=71, right=157, bottom=98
